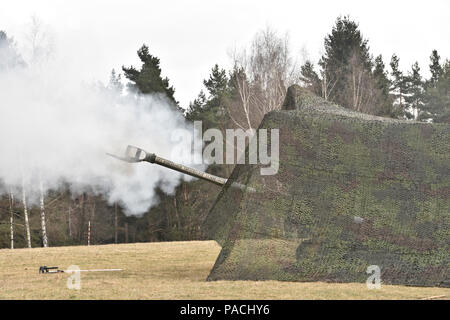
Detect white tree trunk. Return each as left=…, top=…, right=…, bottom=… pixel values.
left=21, top=177, right=32, bottom=248
left=8, top=191, right=14, bottom=249
left=87, top=220, right=91, bottom=246
left=68, top=205, right=72, bottom=238
left=39, top=177, right=49, bottom=247
left=114, top=202, right=118, bottom=244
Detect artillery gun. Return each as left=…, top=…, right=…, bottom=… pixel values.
left=107, top=145, right=254, bottom=192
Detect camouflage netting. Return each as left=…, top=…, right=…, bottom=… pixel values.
left=204, top=85, right=450, bottom=287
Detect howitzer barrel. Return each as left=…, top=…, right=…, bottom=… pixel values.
left=145, top=153, right=227, bottom=186
left=107, top=145, right=253, bottom=191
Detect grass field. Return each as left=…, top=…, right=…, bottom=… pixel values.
left=0, top=241, right=448, bottom=300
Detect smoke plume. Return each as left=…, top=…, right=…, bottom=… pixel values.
left=0, top=43, right=200, bottom=215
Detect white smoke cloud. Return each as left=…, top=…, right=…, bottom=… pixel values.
left=0, top=47, right=201, bottom=215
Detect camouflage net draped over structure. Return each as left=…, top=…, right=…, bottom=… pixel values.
left=204, top=85, right=450, bottom=287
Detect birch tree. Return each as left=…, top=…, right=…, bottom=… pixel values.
left=228, top=66, right=256, bottom=130
left=68, top=204, right=72, bottom=238
left=88, top=196, right=96, bottom=245
left=114, top=202, right=118, bottom=244
left=347, top=50, right=377, bottom=113
left=21, top=176, right=32, bottom=248
left=8, top=190, right=14, bottom=249
left=300, top=59, right=338, bottom=101
left=320, top=61, right=338, bottom=101
left=38, top=175, right=49, bottom=247
left=87, top=220, right=91, bottom=246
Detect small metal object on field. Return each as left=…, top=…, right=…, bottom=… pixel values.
left=39, top=266, right=64, bottom=274
left=39, top=265, right=123, bottom=274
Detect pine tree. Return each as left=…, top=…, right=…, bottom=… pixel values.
left=390, top=54, right=410, bottom=118
left=372, top=55, right=394, bottom=117
left=186, top=90, right=207, bottom=121
left=319, top=16, right=372, bottom=109
left=186, top=64, right=230, bottom=129
left=186, top=64, right=234, bottom=178
left=404, top=62, right=424, bottom=120
left=108, top=69, right=123, bottom=93
left=122, top=44, right=178, bottom=106
left=429, top=50, right=442, bottom=86
left=300, top=61, right=322, bottom=96
left=203, top=64, right=228, bottom=98
left=0, top=30, right=25, bottom=71
left=421, top=60, right=450, bottom=123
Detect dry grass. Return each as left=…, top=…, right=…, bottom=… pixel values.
left=0, top=241, right=448, bottom=300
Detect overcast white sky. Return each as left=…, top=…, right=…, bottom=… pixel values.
left=1, top=0, right=449, bottom=108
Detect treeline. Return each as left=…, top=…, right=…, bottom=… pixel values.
left=300, top=17, right=449, bottom=122
left=0, top=16, right=449, bottom=248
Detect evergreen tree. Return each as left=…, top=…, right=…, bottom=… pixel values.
left=372, top=55, right=394, bottom=117
left=429, top=50, right=442, bottom=86
left=122, top=44, right=178, bottom=106
left=0, top=31, right=25, bottom=71
left=203, top=64, right=228, bottom=98
left=186, top=64, right=230, bottom=129
left=300, top=60, right=322, bottom=96
left=319, top=16, right=372, bottom=109
left=186, top=90, right=207, bottom=121
left=390, top=54, right=410, bottom=118
left=404, top=62, right=424, bottom=120
left=108, top=69, right=123, bottom=93
left=421, top=60, right=450, bottom=123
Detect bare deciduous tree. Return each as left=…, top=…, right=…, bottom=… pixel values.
left=228, top=26, right=299, bottom=130
left=346, top=51, right=377, bottom=114
left=24, top=15, right=54, bottom=66
left=228, top=67, right=255, bottom=130
left=68, top=204, right=72, bottom=238
left=320, top=61, right=338, bottom=101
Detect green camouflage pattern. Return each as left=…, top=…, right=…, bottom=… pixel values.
left=204, top=85, right=450, bottom=287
